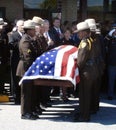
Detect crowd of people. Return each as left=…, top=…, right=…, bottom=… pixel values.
left=0, top=16, right=116, bottom=122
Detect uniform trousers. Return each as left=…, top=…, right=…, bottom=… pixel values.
left=91, top=77, right=101, bottom=113
left=79, top=76, right=94, bottom=120
left=21, top=81, right=35, bottom=115
left=33, top=85, right=51, bottom=109
left=91, top=63, right=102, bottom=113
left=79, top=68, right=96, bottom=120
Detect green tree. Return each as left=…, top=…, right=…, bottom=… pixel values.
left=40, top=0, right=57, bottom=10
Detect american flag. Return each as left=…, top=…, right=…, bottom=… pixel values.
left=19, top=45, right=80, bottom=87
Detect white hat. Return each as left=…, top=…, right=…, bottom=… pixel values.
left=32, top=16, right=44, bottom=26
left=108, top=29, right=115, bottom=36
left=0, top=18, right=7, bottom=26
left=85, top=18, right=97, bottom=30
left=74, top=21, right=90, bottom=33
left=23, top=20, right=35, bottom=29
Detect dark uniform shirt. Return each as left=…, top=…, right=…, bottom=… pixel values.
left=16, top=34, right=39, bottom=77
left=77, top=37, right=98, bottom=80
left=36, top=35, right=48, bottom=56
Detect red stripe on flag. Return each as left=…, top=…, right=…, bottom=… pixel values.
left=61, top=46, right=78, bottom=76
left=70, top=59, right=77, bottom=79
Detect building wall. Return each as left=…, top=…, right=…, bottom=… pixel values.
left=0, top=0, right=23, bottom=22
left=62, top=0, right=77, bottom=23
left=0, top=0, right=77, bottom=22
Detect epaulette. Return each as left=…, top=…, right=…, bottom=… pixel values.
left=86, top=37, right=93, bottom=50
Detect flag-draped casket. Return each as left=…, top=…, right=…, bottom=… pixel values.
left=19, top=45, right=80, bottom=88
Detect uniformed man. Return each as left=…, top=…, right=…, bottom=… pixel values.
left=74, top=21, right=98, bottom=122
left=16, top=20, right=39, bottom=120
left=85, top=18, right=105, bottom=113
left=32, top=16, right=51, bottom=111
left=0, top=18, right=8, bottom=94
left=32, top=16, right=48, bottom=54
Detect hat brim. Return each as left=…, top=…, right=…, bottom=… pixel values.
left=0, top=22, right=8, bottom=26
left=23, top=26, right=35, bottom=29
left=34, top=22, right=44, bottom=26
left=73, top=30, right=78, bottom=33
left=73, top=27, right=90, bottom=33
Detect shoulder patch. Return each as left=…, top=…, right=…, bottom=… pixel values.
left=80, top=42, right=87, bottom=48
left=27, top=49, right=31, bottom=53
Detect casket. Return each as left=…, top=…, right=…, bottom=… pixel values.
left=19, top=45, right=79, bottom=87
left=34, top=79, right=74, bottom=87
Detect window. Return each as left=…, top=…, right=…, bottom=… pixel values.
left=87, top=0, right=103, bottom=21
left=87, top=0, right=116, bottom=22
left=0, top=7, right=6, bottom=18
left=24, top=0, right=57, bottom=10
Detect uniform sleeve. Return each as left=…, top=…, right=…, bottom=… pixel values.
left=20, top=41, right=34, bottom=61
left=19, top=41, right=35, bottom=71
left=77, top=41, right=90, bottom=70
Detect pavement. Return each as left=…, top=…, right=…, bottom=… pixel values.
left=0, top=93, right=116, bottom=130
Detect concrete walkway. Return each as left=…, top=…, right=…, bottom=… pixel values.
left=0, top=94, right=116, bottom=130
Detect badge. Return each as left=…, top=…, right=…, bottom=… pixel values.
left=80, top=42, right=87, bottom=48
left=27, top=49, right=31, bottom=53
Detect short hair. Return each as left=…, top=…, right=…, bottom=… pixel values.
left=52, top=17, right=60, bottom=23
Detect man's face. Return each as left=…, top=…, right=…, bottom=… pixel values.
left=28, top=29, right=36, bottom=37
left=77, top=31, right=84, bottom=40
left=40, top=25, right=45, bottom=34
left=35, top=25, right=41, bottom=34
left=35, top=25, right=45, bottom=35
left=17, top=21, right=24, bottom=33
left=53, top=19, right=60, bottom=28
left=43, top=22, right=49, bottom=31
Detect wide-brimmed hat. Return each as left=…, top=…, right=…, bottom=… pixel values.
left=74, top=21, right=90, bottom=33
left=32, top=16, right=44, bottom=26
left=23, top=20, right=35, bottom=29
left=85, top=18, right=97, bottom=30
left=0, top=18, right=7, bottom=26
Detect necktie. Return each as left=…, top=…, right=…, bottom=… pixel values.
left=57, top=29, right=60, bottom=36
